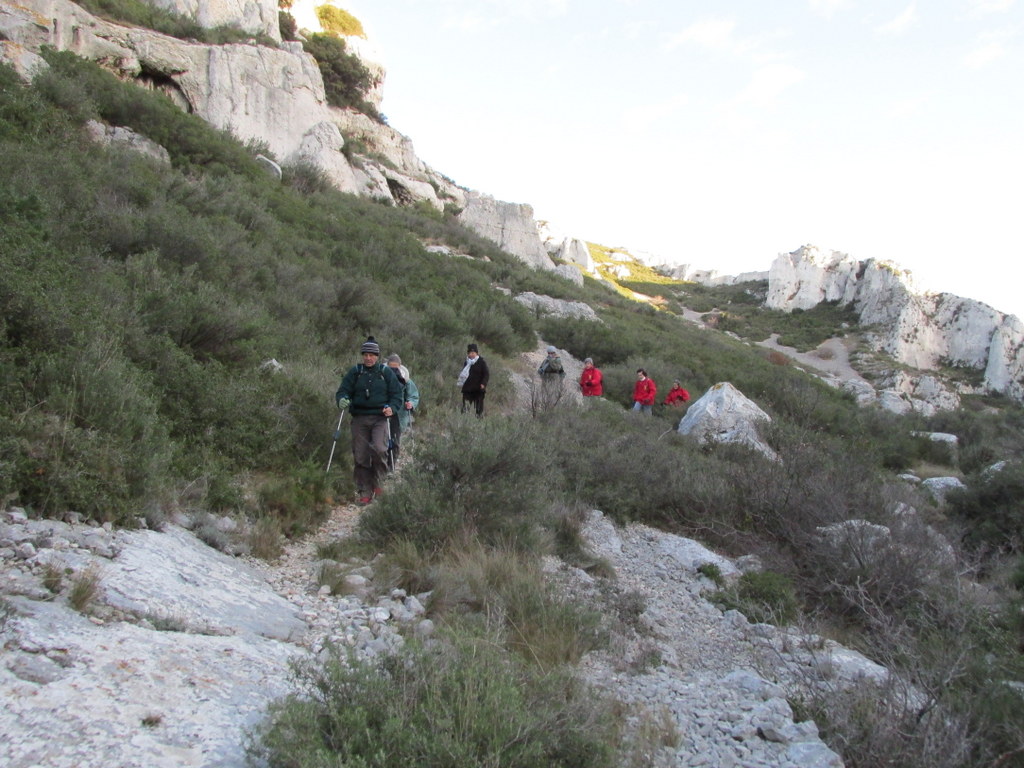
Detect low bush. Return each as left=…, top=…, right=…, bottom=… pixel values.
left=357, top=413, right=559, bottom=555
left=250, top=631, right=619, bottom=768
left=713, top=570, right=800, bottom=625
left=428, top=544, right=605, bottom=667
left=256, top=462, right=331, bottom=538
left=947, top=461, right=1024, bottom=553
left=68, top=565, right=102, bottom=613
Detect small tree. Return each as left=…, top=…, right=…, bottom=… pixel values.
left=302, top=33, right=376, bottom=114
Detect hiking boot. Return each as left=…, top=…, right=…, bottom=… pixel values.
left=357, top=492, right=373, bottom=505
left=372, top=487, right=384, bottom=499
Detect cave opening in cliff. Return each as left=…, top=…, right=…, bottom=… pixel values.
left=386, top=178, right=414, bottom=206
left=136, top=66, right=192, bottom=113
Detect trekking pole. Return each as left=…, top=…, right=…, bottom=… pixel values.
left=385, top=416, right=395, bottom=472
left=326, top=409, right=346, bottom=474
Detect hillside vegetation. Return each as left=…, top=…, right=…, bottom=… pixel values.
left=3, top=51, right=1024, bottom=768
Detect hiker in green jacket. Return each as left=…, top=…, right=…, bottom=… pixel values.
left=335, top=337, right=403, bottom=505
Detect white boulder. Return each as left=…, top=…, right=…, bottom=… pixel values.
left=678, top=382, right=778, bottom=460
left=920, top=476, right=967, bottom=504
left=85, top=120, right=171, bottom=165
left=513, top=292, right=599, bottom=321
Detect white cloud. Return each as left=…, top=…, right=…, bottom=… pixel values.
left=968, top=0, right=1015, bottom=14
left=876, top=2, right=918, bottom=35
left=438, top=0, right=568, bottom=30
left=735, top=63, right=806, bottom=107
left=886, top=92, right=935, bottom=120
left=621, top=93, right=690, bottom=132
left=808, top=0, right=851, bottom=17
left=667, top=17, right=749, bottom=55
left=963, top=32, right=1012, bottom=68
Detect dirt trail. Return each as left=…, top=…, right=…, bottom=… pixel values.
left=755, top=334, right=869, bottom=385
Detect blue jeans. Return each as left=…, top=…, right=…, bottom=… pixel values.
left=632, top=401, right=652, bottom=416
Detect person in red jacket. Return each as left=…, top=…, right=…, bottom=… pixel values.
left=579, top=357, right=603, bottom=397
left=632, top=368, right=656, bottom=415
left=663, top=380, right=690, bottom=406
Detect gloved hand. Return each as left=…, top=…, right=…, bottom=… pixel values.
left=337, top=397, right=350, bottom=411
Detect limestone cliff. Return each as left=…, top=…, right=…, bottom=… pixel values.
left=766, top=245, right=1024, bottom=402
left=145, top=0, right=281, bottom=41
left=0, top=0, right=554, bottom=271
left=457, top=191, right=555, bottom=271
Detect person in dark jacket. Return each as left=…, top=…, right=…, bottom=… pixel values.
left=335, top=336, right=403, bottom=504
left=457, top=343, right=489, bottom=417
left=579, top=357, right=603, bottom=397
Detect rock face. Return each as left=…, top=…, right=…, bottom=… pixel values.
left=513, top=291, right=599, bottom=321
left=766, top=245, right=1024, bottom=403
left=0, top=0, right=552, bottom=269
left=659, top=264, right=769, bottom=286
left=146, top=0, right=281, bottom=41
left=457, top=191, right=555, bottom=270
left=678, top=382, right=778, bottom=460
left=85, top=119, right=171, bottom=165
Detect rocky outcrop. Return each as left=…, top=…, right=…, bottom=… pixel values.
left=659, top=264, right=769, bottom=286
left=513, top=291, right=599, bottom=321
left=766, top=245, right=1024, bottom=403
left=541, top=233, right=595, bottom=274
left=457, top=191, right=555, bottom=270
left=677, top=382, right=778, bottom=460
left=145, top=0, right=280, bottom=41
left=85, top=119, right=171, bottom=165
left=0, top=507, right=424, bottom=766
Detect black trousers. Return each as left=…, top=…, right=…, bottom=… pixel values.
left=462, top=391, right=485, bottom=417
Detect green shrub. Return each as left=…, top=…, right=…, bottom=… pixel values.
left=696, top=562, right=724, bottom=587
left=1012, top=556, right=1024, bottom=592
left=947, top=461, right=1024, bottom=553
left=0, top=597, right=12, bottom=630
left=429, top=545, right=605, bottom=667
left=302, top=34, right=378, bottom=116
left=278, top=11, right=298, bottom=41
left=714, top=571, right=800, bottom=625
left=257, top=462, right=331, bottom=537
left=250, top=631, right=619, bottom=768
left=357, top=413, right=559, bottom=554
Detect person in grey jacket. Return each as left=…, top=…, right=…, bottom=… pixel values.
left=385, top=354, right=420, bottom=459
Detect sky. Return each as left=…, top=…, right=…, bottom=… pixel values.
left=345, top=1, right=1023, bottom=319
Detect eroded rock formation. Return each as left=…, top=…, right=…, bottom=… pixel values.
left=766, top=245, right=1024, bottom=402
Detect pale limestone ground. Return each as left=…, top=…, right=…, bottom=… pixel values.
left=755, top=334, right=869, bottom=385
